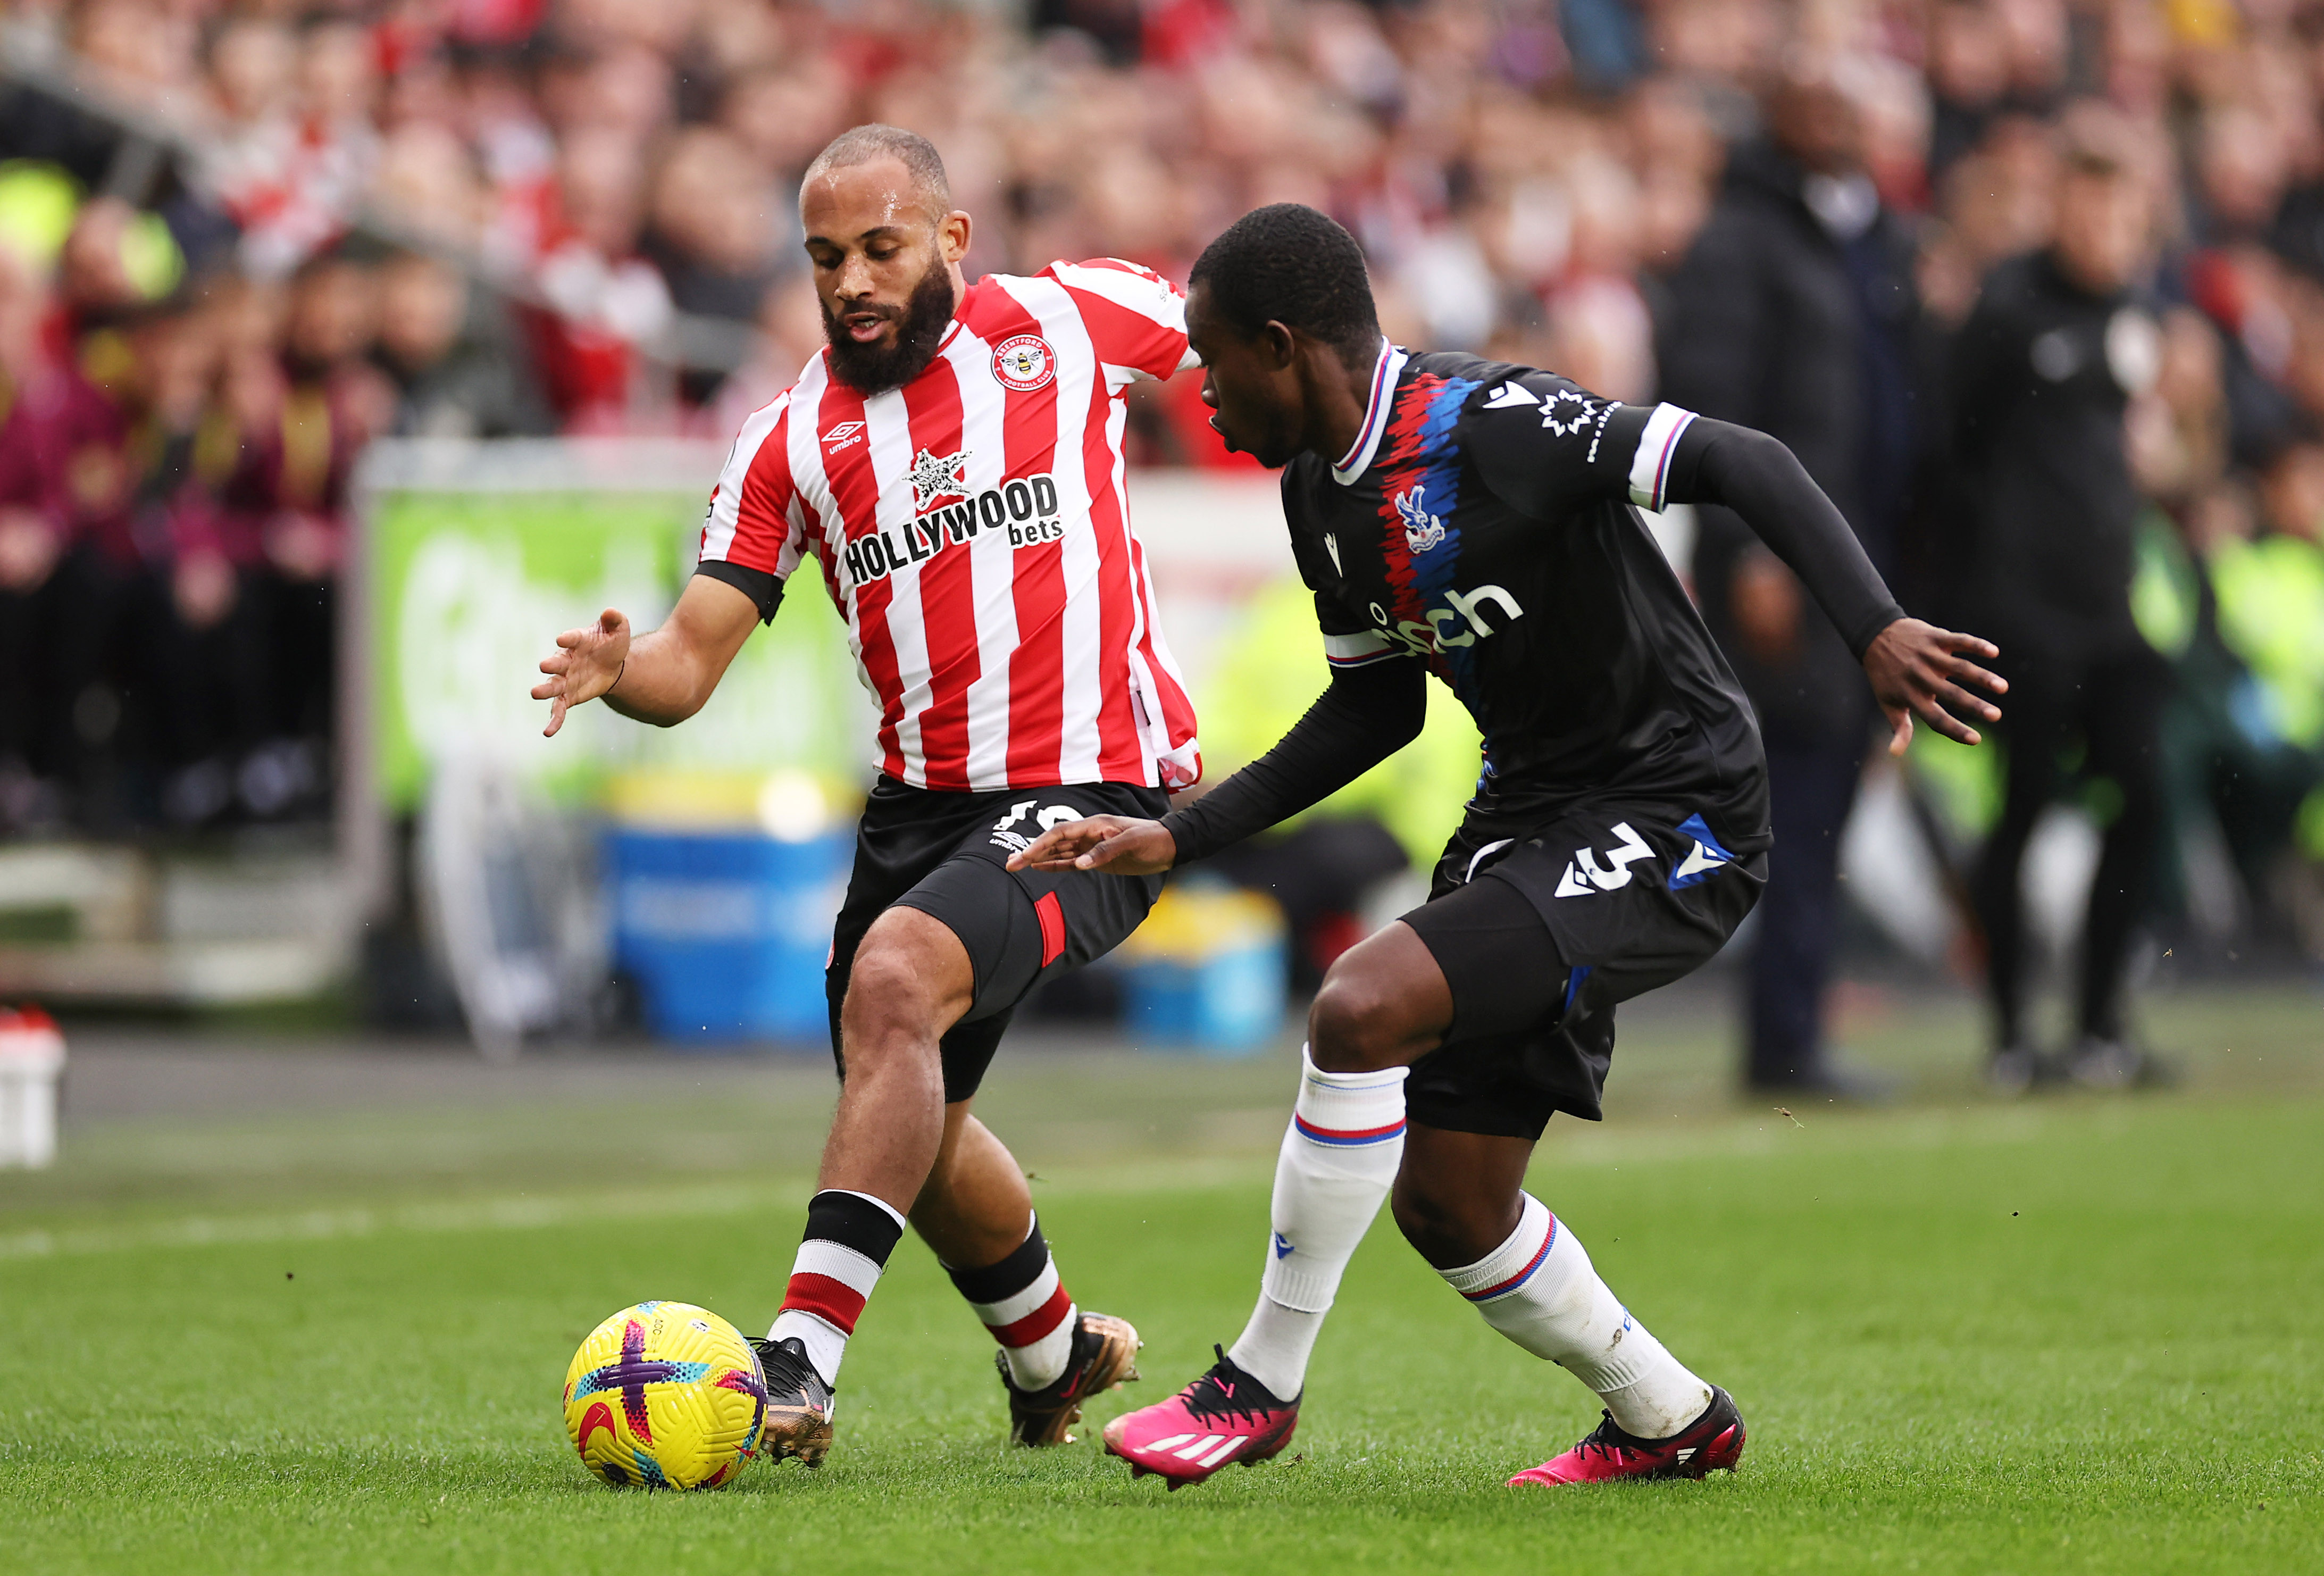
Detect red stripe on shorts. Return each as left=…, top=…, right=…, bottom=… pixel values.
left=1035, top=891, right=1066, bottom=967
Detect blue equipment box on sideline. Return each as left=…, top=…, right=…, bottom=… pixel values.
left=605, top=829, right=849, bottom=1045
left=1116, top=885, right=1288, bottom=1055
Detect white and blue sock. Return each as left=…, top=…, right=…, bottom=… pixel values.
left=1226, top=1046, right=1408, bottom=1399
left=1441, top=1191, right=1711, bottom=1439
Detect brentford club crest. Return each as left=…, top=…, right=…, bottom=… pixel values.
left=991, top=334, right=1056, bottom=393
left=909, top=447, right=971, bottom=512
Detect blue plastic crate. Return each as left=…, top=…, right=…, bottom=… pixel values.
left=605, top=828, right=850, bottom=1045
left=1119, top=936, right=1288, bottom=1055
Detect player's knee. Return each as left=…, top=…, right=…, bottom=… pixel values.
left=1308, top=968, right=1420, bottom=1073
left=840, top=934, right=949, bottom=1055
left=1389, top=1173, right=1516, bottom=1270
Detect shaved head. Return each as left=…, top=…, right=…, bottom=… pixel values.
left=802, top=123, right=951, bottom=221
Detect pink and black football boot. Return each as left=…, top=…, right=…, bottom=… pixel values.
left=1508, top=1386, right=1745, bottom=1487
left=1102, top=1345, right=1299, bottom=1490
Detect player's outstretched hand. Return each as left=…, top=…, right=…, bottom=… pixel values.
left=1005, top=815, right=1178, bottom=875
left=1863, top=617, right=2007, bottom=756
left=532, top=608, right=631, bottom=737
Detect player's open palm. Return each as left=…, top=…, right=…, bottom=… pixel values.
left=1006, top=815, right=1177, bottom=875
left=1863, top=617, right=2007, bottom=756
left=533, top=608, right=631, bottom=737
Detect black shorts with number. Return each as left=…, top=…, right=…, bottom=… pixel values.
left=827, top=776, right=1169, bottom=1103
left=1399, top=789, right=1767, bottom=1140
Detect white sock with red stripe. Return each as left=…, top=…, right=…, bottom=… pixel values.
left=768, top=1188, right=909, bottom=1388
left=946, top=1214, right=1077, bottom=1391
left=1225, top=1046, right=1407, bottom=1400
left=1441, top=1193, right=1712, bottom=1440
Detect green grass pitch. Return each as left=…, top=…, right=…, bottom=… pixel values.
left=2, top=991, right=2320, bottom=1573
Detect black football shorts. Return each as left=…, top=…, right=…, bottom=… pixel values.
left=826, top=775, right=1168, bottom=1103
left=1399, top=791, right=1766, bottom=1139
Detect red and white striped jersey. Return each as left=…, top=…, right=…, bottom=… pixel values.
left=699, top=260, right=1203, bottom=793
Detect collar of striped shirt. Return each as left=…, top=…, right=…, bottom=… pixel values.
left=1331, top=337, right=1408, bottom=487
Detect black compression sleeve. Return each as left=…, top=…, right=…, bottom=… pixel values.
left=1665, top=419, right=1904, bottom=660
left=1159, top=658, right=1427, bottom=864
left=692, top=560, right=784, bottom=624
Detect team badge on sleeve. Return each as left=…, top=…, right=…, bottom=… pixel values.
left=992, top=335, right=1057, bottom=392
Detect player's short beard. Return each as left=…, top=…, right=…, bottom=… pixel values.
left=822, top=259, right=958, bottom=395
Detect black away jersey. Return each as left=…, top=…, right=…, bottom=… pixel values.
left=1282, top=345, right=1768, bottom=841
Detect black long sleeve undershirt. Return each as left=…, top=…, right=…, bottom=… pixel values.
left=1160, top=658, right=1426, bottom=865
left=1664, top=418, right=1904, bottom=660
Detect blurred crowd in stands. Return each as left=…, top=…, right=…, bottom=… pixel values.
left=0, top=0, right=2318, bottom=983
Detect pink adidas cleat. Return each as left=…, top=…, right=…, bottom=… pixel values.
left=1102, top=1346, right=1300, bottom=1490
left=1508, top=1386, right=1745, bottom=1486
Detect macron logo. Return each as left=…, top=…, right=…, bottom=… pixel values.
left=822, top=421, right=866, bottom=451
left=1274, top=1232, right=1295, bottom=1260
left=1668, top=813, right=1735, bottom=889
left=1483, top=381, right=1538, bottom=410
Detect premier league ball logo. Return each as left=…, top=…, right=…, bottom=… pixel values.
left=991, top=334, right=1057, bottom=393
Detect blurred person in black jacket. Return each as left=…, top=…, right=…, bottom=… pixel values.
left=1658, top=57, right=1924, bottom=1098
left=375, top=254, right=554, bottom=440
left=1953, top=107, right=2172, bottom=1093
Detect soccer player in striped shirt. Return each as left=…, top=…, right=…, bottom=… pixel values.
left=532, top=126, right=1203, bottom=1463
left=1011, top=204, right=2007, bottom=1489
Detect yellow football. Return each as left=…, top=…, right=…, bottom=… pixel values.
left=563, top=1301, right=766, bottom=1489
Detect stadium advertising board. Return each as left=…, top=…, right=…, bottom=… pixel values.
left=360, top=439, right=873, bottom=814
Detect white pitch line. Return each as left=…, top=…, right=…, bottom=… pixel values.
left=0, top=1183, right=799, bottom=1262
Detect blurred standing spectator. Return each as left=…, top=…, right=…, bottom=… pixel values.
left=0, top=248, right=70, bottom=829
left=641, top=128, right=785, bottom=324
left=374, top=252, right=553, bottom=438
left=43, top=200, right=184, bottom=828
left=2201, top=439, right=2324, bottom=921
left=181, top=254, right=388, bottom=821
left=1953, top=108, right=2170, bottom=1092
left=1657, top=56, right=1923, bottom=1098
left=526, top=126, right=671, bottom=429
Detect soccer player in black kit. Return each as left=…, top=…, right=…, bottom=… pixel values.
left=1010, top=204, right=2007, bottom=1489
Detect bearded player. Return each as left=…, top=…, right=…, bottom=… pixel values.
left=532, top=127, right=1202, bottom=1463
left=1009, top=204, right=2006, bottom=1488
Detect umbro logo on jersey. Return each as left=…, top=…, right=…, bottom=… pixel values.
left=909, top=446, right=972, bottom=512
left=821, top=421, right=866, bottom=451
left=1394, top=483, right=1447, bottom=555
left=1483, top=381, right=1539, bottom=410
left=1555, top=822, right=1655, bottom=897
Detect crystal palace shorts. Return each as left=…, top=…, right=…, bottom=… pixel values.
left=1399, top=791, right=1766, bottom=1139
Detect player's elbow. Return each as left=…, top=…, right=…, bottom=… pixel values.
left=1720, top=424, right=1799, bottom=476
left=1692, top=422, right=1809, bottom=507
